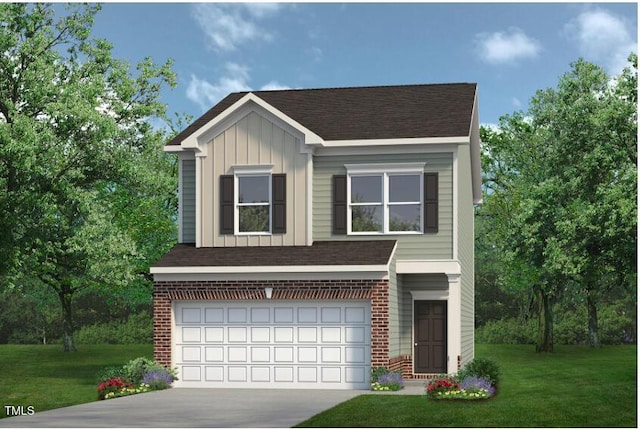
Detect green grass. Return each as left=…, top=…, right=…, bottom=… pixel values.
left=297, top=344, right=637, bottom=427
left=0, top=344, right=152, bottom=418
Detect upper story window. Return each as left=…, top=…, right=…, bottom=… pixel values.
left=220, top=165, right=286, bottom=236
left=348, top=169, right=423, bottom=234
left=237, top=174, right=270, bottom=233
left=332, top=164, right=437, bottom=236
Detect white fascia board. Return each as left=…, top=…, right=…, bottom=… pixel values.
left=396, top=260, right=461, bottom=275
left=180, top=93, right=325, bottom=152
left=153, top=271, right=389, bottom=282
left=322, top=136, right=469, bottom=147
left=164, top=145, right=187, bottom=153
left=469, top=92, right=483, bottom=205
left=150, top=264, right=389, bottom=275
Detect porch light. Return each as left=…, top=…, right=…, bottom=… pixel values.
left=265, top=287, right=273, bottom=299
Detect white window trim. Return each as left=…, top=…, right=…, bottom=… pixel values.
left=234, top=166, right=273, bottom=236
left=345, top=163, right=425, bottom=236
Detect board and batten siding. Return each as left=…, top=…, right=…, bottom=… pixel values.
left=312, top=153, right=453, bottom=260
left=199, top=111, right=309, bottom=247
left=181, top=159, right=196, bottom=244
left=457, top=144, right=475, bottom=367
left=398, top=274, right=449, bottom=356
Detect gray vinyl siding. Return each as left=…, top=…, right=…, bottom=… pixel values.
left=457, top=145, right=475, bottom=366
left=181, top=159, right=196, bottom=244
left=398, top=274, right=449, bottom=356
left=312, top=153, right=453, bottom=260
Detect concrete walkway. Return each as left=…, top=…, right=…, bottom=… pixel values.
left=0, top=383, right=426, bottom=428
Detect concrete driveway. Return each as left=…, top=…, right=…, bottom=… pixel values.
left=0, top=388, right=364, bottom=428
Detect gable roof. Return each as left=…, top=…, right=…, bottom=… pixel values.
left=151, top=240, right=397, bottom=269
left=166, top=83, right=477, bottom=146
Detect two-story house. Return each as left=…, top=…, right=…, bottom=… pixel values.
left=151, top=83, right=482, bottom=389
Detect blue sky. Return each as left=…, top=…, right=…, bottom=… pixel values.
left=89, top=2, right=637, bottom=128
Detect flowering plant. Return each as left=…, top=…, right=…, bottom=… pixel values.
left=426, top=375, right=459, bottom=398
left=427, top=375, right=495, bottom=400
left=371, top=372, right=405, bottom=391
left=142, top=369, right=175, bottom=390
left=371, top=367, right=404, bottom=391
left=98, top=377, right=135, bottom=400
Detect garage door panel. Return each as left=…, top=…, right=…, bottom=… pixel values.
left=251, top=366, right=270, bottom=382
left=251, top=308, right=270, bottom=323
left=297, top=327, right=317, bottom=342
left=228, top=327, right=247, bottom=342
left=182, top=308, right=201, bottom=323
left=182, top=346, right=201, bottom=362
left=205, top=327, right=224, bottom=342
left=173, top=300, right=370, bottom=389
left=274, top=327, right=293, bottom=342
left=205, top=308, right=224, bottom=323
left=205, top=366, right=224, bottom=381
left=205, top=346, right=224, bottom=362
left=182, top=327, right=201, bottom=342
left=275, top=307, right=294, bottom=323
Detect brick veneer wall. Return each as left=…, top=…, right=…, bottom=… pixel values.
left=153, top=279, right=390, bottom=369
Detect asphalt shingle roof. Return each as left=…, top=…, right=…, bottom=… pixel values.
left=166, top=83, right=477, bottom=145
left=152, top=240, right=397, bottom=268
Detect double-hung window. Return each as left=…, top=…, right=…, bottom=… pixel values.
left=346, top=163, right=425, bottom=235
left=237, top=174, right=271, bottom=234
left=220, top=165, right=286, bottom=236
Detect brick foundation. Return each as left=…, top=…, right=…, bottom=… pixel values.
left=153, top=279, right=389, bottom=369
left=388, top=354, right=462, bottom=379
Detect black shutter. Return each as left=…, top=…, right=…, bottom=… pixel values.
left=220, top=175, right=234, bottom=234
left=424, top=172, right=438, bottom=233
left=272, top=174, right=286, bottom=234
left=333, top=175, right=347, bottom=235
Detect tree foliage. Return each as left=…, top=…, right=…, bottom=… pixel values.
left=478, top=54, right=637, bottom=351
left=0, top=4, right=177, bottom=350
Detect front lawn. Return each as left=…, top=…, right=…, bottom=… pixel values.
left=0, top=344, right=152, bottom=418
left=297, top=344, right=637, bottom=427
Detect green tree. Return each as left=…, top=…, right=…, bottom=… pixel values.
left=478, top=54, right=637, bottom=351
left=0, top=4, right=177, bottom=351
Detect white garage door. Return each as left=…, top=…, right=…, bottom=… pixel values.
left=173, top=300, right=371, bottom=389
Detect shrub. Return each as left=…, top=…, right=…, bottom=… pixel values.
left=96, top=365, right=127, bottom=383
left=370, top=366, right=388, bottom=383
left=458, top=357, right=500, bottom=386
left=75, top=311, right=152, bottom=344
left=123, top=357, right=154, bottom=385
left=475, top=317, right=536, bottom=344
left=142, top=369, right=174, bottom=390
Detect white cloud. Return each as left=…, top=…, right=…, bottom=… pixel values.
left=186, top=63, right=251, bottom=110
left=260, top=81, right=291, bottom=91
left=191, top=3, right=283, bottom=52
left=475, top=27, right=542, bottom=65
left=564, top=8, right=637, bottom=75
left=512, top=97, right=522, bottom=108
left=186, top=63, right=291, bottom=110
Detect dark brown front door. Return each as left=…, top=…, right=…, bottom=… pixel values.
left=414, top=300, right=447, bottom=373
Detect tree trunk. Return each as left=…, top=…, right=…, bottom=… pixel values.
left=58, top=290, right=77, bottom=352
left=535, top=286, right=554, bottom=352
left=587, top=292, right=601, bottom=348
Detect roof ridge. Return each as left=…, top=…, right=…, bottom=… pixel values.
left=247, top=82, right=476, bottom=95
